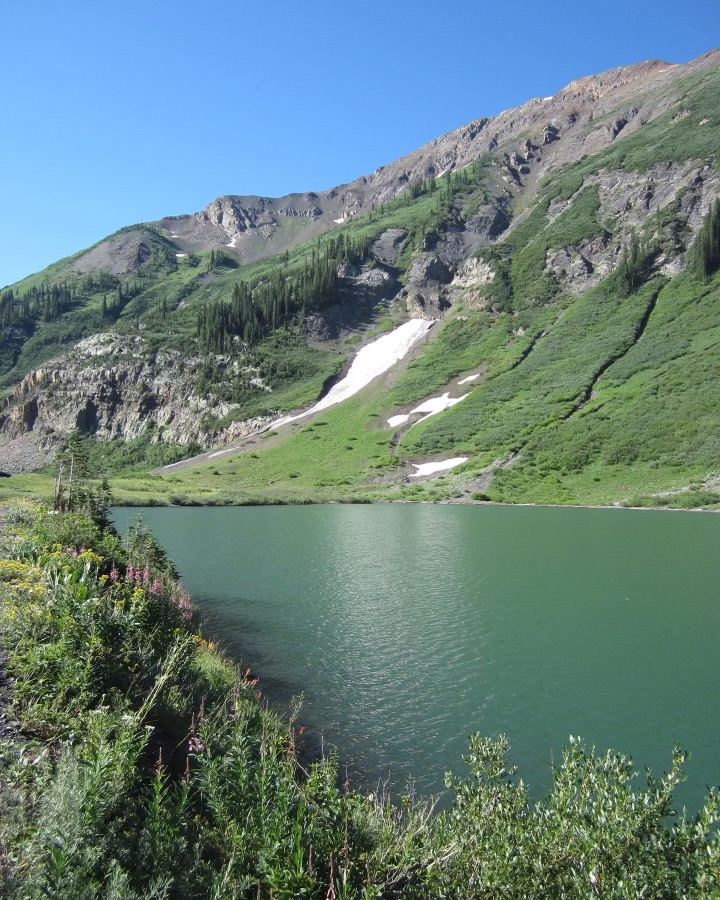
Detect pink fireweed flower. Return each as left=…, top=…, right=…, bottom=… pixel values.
left=126, top=565, right=134, bottom=581
left=150, top=580, right=163, bottom=595
left=72, top=550, right=78, bottom=558
left=110, top=567, right=119, bottom=582
left=188, top=736, right=205, bottom=754
left=143, top=569, right=150, bottom=583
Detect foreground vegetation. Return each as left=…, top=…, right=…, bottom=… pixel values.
left=0, top=501, right=718, bottom=897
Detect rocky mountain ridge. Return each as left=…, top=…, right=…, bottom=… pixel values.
left=49, top=50, right=719, bottom=279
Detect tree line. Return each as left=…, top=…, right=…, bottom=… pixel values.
left=196, top=231, right=373, bottom=352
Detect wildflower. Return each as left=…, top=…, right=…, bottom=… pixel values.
left=188, top=736, right=205, bottom=754
left=143, top=569, right=150, bottom=583
left=127, top=565, right=134, bottom=581
left=110, top=567, right=119, bottom=582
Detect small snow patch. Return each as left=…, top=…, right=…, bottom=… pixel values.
left=387, top=390, right=470, bottom=428
left=334, top=217, right=346, bottom=224
left=176, top=253, right=188, bottom=258
left=410, top=457, right=468, bottom=477
left=458, top=373, right=479, bottom=385
left=226, top=237, right=237, bottom=248
left=411, top=392, right=469, bottom=425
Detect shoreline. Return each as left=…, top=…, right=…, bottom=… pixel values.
left=105, top=496, right=720, bottom=513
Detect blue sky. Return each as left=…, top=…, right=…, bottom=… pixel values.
left=1, top=0, right=718, bottom=288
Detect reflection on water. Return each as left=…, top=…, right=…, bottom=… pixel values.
left=112, top=505, right=720, bottom=808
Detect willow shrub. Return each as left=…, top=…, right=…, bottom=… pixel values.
left=0, top=501, right=718, bottom=897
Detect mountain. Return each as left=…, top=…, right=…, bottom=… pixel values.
left=1, top=49, right=720, bottom=509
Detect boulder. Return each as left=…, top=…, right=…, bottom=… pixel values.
left=406, top=253, right=452, bottom=287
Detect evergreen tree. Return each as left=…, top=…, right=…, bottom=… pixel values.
left=689, top=197, right=720, bottom=283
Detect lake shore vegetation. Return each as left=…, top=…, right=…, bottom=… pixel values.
left=0, top=500, right=718, bottom=897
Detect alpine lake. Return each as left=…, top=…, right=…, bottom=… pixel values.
left=112, top=504, right=720, bottom=811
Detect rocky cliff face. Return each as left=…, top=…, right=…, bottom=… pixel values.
left=0, top=334, right=274, bottom=456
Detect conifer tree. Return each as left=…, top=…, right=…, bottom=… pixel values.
left=690, top=197, right=720, bottom=282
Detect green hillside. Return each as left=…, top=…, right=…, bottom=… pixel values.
left=2, top=57, right=720, bottom=509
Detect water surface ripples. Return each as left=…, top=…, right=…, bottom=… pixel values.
left=113, top=505, right=720, bottom=808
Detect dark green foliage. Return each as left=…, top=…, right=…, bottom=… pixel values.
left=479, top=269, right=720, bottom=504
left=625, top=489, right=720, bottom=509
left=0, top=231, right=184, bottom=386
left=616, top=232, right=656, bottom=296
left=206, top=248, right=237, bottom=272
left=688, top=197, right=720, bottom=282
left=197, top=231, right=373, bottom=351
left=193, top=324, right=344, bottom=424
left=53, top=430, right=203, bottom=477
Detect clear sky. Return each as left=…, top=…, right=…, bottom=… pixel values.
left=1, top=0, right=718, bottom=288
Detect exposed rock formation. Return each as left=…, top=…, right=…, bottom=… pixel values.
left=0, top=334, right=275, bottom=459
left=145, top=51, right=720, bottom=263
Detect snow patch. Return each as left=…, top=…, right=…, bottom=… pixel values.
left=457, top=373, right=480, bottom=385
left=388, top=391, right=469, bottom=428
left=176, top=253, right=188, bottom=258
left=412, top=392, right=470, bottom=425
left=334, top=217, right=346, bottom=224
left=226, top=237, right=237, bottom=248
left=410, top=457, right=468, bottom=477
left=272, top=319, right=433, bottom=428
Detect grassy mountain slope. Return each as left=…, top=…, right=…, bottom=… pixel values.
left=2, top=51, right=720, bottom=508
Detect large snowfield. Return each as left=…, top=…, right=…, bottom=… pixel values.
left=271, top=319, right=433, bottom=428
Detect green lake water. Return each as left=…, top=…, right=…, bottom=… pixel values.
left=112, top=504, right=720, bottom=809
